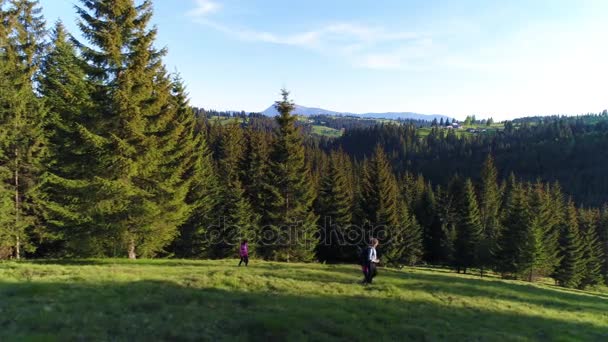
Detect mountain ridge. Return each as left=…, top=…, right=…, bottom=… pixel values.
left=260, top=104, right=452, bottom=122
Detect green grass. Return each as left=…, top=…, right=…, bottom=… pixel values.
left=1, top=259, right=606, bottom=341
left=208, top=116, right=246, bottom=125
left=311, top=125, right=343, bottom=138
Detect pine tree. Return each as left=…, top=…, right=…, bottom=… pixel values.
left=599, top=205, right=608, bottom=285
left=389, top=200, right=423, bottom=266
left=211, top=120, right=258, bottom=258
left=433, top=183, right=459, bottom=266
left=36, top=21, right=98, bottom=256
left=359, top=145, right=401, bottom=255
left=401, top=171, right=425, bottom=212
left=74, top=0, right=196, bottom=258
left=240, top=128, right=281, bottom=259
left=0, top=0, right=47, bottom=259
left=314, top=150, right=353, bottom=262
left=496, top=175, right=529, bottom=277
left=267, top=89, right=317, bottom=261
left=454, top=179, right=483, bottom=274
left=517, top=183, right=560, bottom=281
left=578, top=208, right=604, bottom=289
left=168, top=77, right=217, bottom=258
left=542, top=183, right=564, bottom=275
left=479, top=155, right=502, bottom=270
left=417, top=183, right=443, bottom=263
left=554, top=200, right=585, bottom=288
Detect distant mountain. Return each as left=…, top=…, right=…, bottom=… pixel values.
left=260, top=104, right=451, bottom=122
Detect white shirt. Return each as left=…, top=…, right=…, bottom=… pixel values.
left=368, top=247, right=378, bottom=263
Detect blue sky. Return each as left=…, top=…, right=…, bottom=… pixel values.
left=40, top=0, right=607, bottom=120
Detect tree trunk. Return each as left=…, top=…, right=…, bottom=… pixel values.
left=128, top=238, right=136, bottom=259
left=14, top=149, right=20, bottom=260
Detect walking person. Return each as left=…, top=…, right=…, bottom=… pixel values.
left=238, top=239, right=249, bottom=266
left=364, top=238, right=380, bottom=284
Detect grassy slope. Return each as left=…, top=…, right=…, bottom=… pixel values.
left=1, top=259, right=606, bottom=341
left=311, top=125, right=343, bottom=138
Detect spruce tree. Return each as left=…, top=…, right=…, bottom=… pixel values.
left=554, top=200, right=585, bottom=288
left=211, top=120, right=258, bottom=258
left=418, top=183, right=443, bottom=263
left=479, top=155, right=502, bottom=268
left=267, top=89, right=317, bottom=261
left=496, top=175, right=529, bottom=277
left=517, top=183, right=560, bottom=281
left=314, top=150, right=353, bottom=262
left=36, top=22, right=98, bottom=256
left=74, top=0, right=197, bottom=258
left=359, top=145, right=401, bottom=254
left=390, top=200, right=423, bottom=266
left=241, top=128, right=280, bottom=259
left=599, top=205, right=608, bottom=285
left=454, top=179, right=483, bottom=274
left=578, top=208, right=604, bottom=289
left=401, top=172, right=425, bottom=213
left=0, top=0, right=47, bottom=259
left=435, top=183, right=459, bottom=265
left=168, top=76, right=218, bottom=258
left=518, top=188, right=548, bottom=282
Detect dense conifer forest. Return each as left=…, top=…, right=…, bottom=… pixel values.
left=1, top=0, right=606, bottom=290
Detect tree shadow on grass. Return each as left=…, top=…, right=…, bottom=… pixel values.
left=24, top=259, right=228, bottom=268
left=1, top=280, right=605, bottom=341
left=387, top=269, right=608, bottom=315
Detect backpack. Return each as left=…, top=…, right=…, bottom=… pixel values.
left=358, top=246, right=370, bottom=265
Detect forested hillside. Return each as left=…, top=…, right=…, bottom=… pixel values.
left=336, top=114, right=608, bottom=206
left=0, top=0, right=606, bottom=292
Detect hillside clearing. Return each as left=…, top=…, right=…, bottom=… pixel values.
left=0, top=259, right=606, bottom=341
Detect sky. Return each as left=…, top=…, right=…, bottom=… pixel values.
left=39, top=0, right=608, bottom=120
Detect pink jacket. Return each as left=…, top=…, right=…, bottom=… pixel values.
left=240, top=243, right=248, bottom=257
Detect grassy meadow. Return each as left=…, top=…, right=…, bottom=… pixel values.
left=311, top=125, right=343, bottom=137
left=0, top=259, right=606, bottom=341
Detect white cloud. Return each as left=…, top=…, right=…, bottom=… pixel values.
left=187, top=0, right=221, bottom=17
left=191, top=20, right=430, bottom=70
left=185, top=1, right=431, bottom=70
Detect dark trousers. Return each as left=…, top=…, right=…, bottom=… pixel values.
left=365, top=262, right=377, bottom=283
left=239, top=256, right=249, bottom=266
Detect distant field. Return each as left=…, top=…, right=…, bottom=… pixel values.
left=1, top=259, right=606, bottom=340
left=208, top=116, right=245, bottom=125
left=311, top=125, right=343, bottom=137
left=417, top=123, right=504, bottom=138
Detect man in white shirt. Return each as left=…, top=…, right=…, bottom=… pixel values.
left=365, top=238, right=380, bottom=284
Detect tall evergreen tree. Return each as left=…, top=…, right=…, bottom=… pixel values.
left=417, top=183, right=443, bottom=263
left=73, top=0, right=196, bottom=258
left=578, top=208, right=604, bottom=289
left=554, top=200, right=585, bottom=288
left=454, top=179, right=483, bottom=274
left=518, top=183, right=561, bottom=281
left=267, top=89, right=317, bottom=261
left=435, top=184, right=457, bottom=265
left=385, top=199, right=423, bottom=266
left=0, top=0, right=47, bottom=259
left=496, top=175, right=529, bottom=277
left=599, top=205, right=608, bottom=285
left=479, top=155, right=502, bottom=269
left=240, top=128, right=281, bottom=259
left=167, top=76, right=217, bottom=258
left=314, top=150, right=353, bottom=262
left=359, top=145, right=401, bottom=257
left=211, top=120, right=258, bottom=258
left=36, top=21, right=99, bottom=256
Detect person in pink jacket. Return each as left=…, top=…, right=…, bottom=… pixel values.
left=238, top=239, right=249, bottom=267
